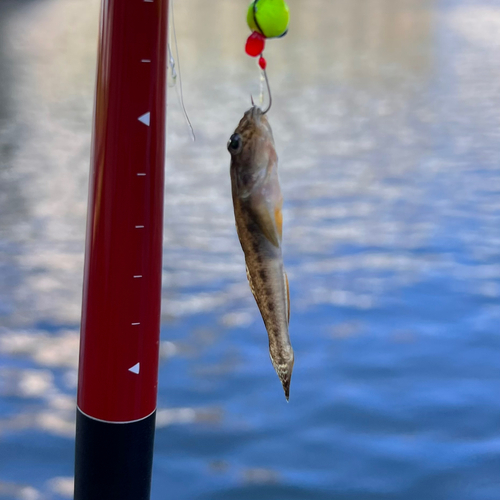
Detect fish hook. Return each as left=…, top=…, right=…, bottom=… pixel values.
left=250, top=68, right=272, bottom=113
left=261, top=67, right=272, bottom=114
left=249, top=1, right=272, bottom=113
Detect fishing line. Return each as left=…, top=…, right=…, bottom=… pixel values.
left=169, top=0, right=195, bottom=141
left=167, top=43, right=177, bottom=87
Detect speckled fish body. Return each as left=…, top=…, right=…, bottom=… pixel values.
left=227, top=106, right=294, bottom=400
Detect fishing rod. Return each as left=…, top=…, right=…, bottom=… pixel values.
left=74, top=1, right=168, bottom=499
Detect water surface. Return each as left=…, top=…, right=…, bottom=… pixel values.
left=0, top=0, right=499, bottom=499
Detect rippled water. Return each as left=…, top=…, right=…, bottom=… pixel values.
left=1, top=0, right=500, bottom=498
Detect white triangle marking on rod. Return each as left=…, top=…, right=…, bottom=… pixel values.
left=138, top=112, right=150, bottom=126
left=129, top=363, right=140, bottom=374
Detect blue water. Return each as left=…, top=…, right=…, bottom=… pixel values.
left=1, top=0, right=500, bottom=498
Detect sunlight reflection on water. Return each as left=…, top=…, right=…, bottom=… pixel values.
left=0, top=0, right=499, bottom=498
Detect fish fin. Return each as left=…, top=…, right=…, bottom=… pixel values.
left=285, top=271, right=290, bottom=324
left=249, top=202, right=280, bottom=248
left=274, top=206, right=283, bottom=241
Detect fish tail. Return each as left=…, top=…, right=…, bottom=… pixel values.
left=271, top=350, right=294, bottom=401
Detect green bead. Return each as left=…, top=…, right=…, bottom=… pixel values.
left=246, top=0, right=289, bottom=39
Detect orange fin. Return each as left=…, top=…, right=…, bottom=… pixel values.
left=275, top=206, right=283, bottom=241
left=250, top=202, right=280, bottom=248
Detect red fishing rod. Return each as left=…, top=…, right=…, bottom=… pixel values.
left=74, top=1, right=168, bottom=498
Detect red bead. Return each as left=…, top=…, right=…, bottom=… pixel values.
left=245, top=31, right=266, bottom=57
left=258, top=56, right=267, bottom=70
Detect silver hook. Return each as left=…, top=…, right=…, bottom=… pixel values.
left=261, top=68, right=272, bottom=114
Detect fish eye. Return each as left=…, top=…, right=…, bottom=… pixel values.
left=227, top=133, right=242, bottom=153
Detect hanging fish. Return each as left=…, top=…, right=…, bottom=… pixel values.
left=227, top=102, right=294, bottom=401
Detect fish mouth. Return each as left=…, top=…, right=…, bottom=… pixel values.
left=250, top=105, right=262, bottom=121
left=249, top=106, right=271, bottom=133
left=239, top=106, right=265, bottom=133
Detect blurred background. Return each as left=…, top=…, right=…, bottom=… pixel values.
left=1, top=0, right=500, bottom=498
